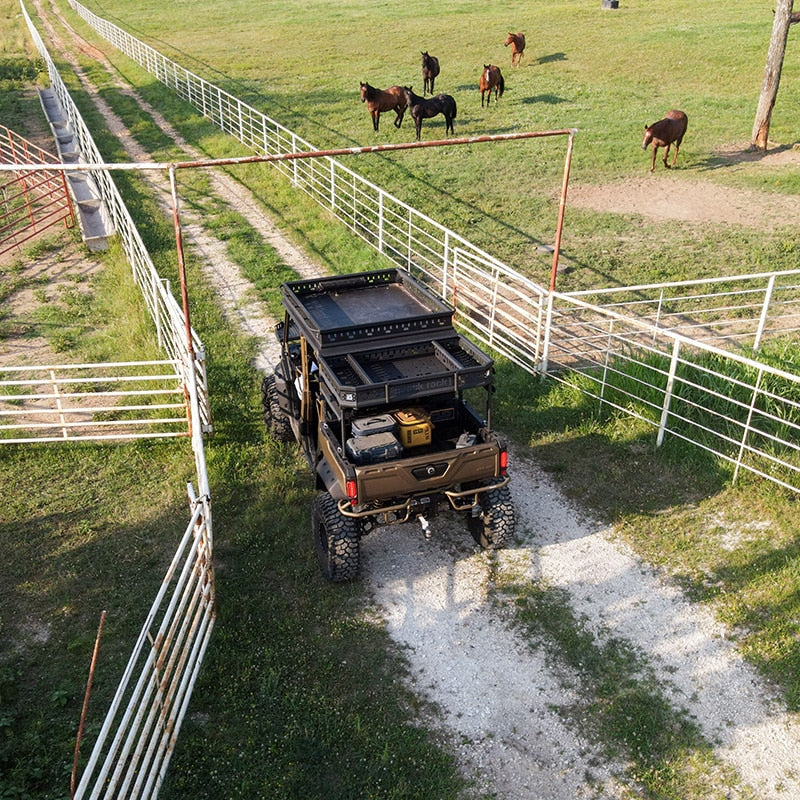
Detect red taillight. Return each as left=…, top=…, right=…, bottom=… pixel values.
left=346, top=479, right=358, bottom=502
left=499, top=449, right=508, bottom=476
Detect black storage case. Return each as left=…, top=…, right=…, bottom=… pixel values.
left=345, top=431, right=403, bottom=465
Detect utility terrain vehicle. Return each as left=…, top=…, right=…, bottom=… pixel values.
left=261, top=268, right=514, bottom=581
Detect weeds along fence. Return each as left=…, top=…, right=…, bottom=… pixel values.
left=0, top=124, right=75, bottom=255
left=68, top=0, right=800, bottom=495
left=19, top=5, right=216, bottom=799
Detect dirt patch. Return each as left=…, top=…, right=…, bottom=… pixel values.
left=568, top=142, right=800, bottom=229
left=0, top=233, right=101, bottom=370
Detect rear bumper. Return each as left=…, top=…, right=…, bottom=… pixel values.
left=336, top=474, right=509, bottom=522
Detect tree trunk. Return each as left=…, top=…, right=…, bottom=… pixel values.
left=751, top=1, right=794, bottom=150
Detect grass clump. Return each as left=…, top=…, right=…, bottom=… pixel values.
left=501, top=583, right=756, bottom=800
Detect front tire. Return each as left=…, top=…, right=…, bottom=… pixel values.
left=468, top=481, right=515, bottom=550
left=261, top=373, right=294, bottom=442
left=312, top=492, right=362, bottom=582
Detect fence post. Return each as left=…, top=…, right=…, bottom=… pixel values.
left=377, top=191, right=384, bottom=254
left=407, top=209, right=413, bottom=272
left=488, top=265, right=500, bottom=348
left=733, top=368, right=764, bottom=484
left=533, top=291, right=546, bottom=368
left=442, top=230, right=450, bottom=299
left=653, top=288, right=665, bottom=344
left=657, top=338, right=682, bottom=447
left=598, top=317, right=615, bottom=414
left=753, top=274, right=776, bottom=352
left=540, top=293, right=555, bottom=377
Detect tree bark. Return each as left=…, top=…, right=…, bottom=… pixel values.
left=751, top=1, right=794, bottom=151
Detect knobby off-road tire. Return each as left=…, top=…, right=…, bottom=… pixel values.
left=260, top=373, right=294, bottom=442
left=469, top=481, right=516, bottom=550
left=312, top=491, right=362, bottom=582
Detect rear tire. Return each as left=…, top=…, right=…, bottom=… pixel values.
left=468, top=481, right=515, bottom=550
left=261, top=373, right=294, bottom=442
left=312, top=491, right=361, bottom=582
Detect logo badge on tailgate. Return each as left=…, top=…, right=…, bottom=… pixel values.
left=412, top=462, right=449, bottom=480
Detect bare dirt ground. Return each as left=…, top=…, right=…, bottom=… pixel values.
left=14, top=3, right=800, bottom=797
left=568, top=145, right=800, bottom=229
left=0, top=243, right=97, bottom=367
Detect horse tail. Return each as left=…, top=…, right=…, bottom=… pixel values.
left=451, top=97, right=457, bottom=119
left=498, top=75, right=505, bottom=97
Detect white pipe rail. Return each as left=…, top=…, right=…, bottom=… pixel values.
left=18, top=9, right=216, bottom=800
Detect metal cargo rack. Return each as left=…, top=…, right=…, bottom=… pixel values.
left=280, top=269, right=455, bottom=354
left=317, top=336, right=494, bottom=410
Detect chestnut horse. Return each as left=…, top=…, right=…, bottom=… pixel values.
left=421, top=51, right=440, bottom=95
left=642, top=110, right=688, bottom=172
left=402, top=86, right=456, bottom=140
left=479, top=64, right=504, bottom=107
left=504, top=32, right=525, bottom=67
left=359, top=82, right=407, bottom=131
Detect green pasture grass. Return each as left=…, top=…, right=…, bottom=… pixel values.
left=66, top=0, right=800, bottom=291
left=4, top=2, right=800, bottom=798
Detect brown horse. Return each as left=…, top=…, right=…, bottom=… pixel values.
left=359, top=82, right=407, bottom=131
left=504, top=32, right=525, bottom=67
left=479, top=64, right=504, bottom=107
left=402, top=86, right=456, bottom=140
left=421, top=51, right=440, bottom=95
left=642, top=110, right=688, bottom=172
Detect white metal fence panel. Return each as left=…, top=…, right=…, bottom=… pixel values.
left=564, top=269, right=800, bottom=352
left=544, top=293, right=800, bottom=492
left=73, top=490, right=215, bottom=800
left=451, top=247, right=546, bottom=373
left=0, top=361, right=188, bottom=443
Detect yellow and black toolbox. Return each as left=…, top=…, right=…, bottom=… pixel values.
left=394, top=408, right=433, bottom=448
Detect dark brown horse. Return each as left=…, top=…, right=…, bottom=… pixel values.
left=479, top=64, right=504, bottom=107
left=421, top=51, right=440, bottom=95
left=359, top=82, right=407, bottom=131
left=504, top=32, right=525, bottom=67
left=402, top=86, right=456, bottom=140
left=642, top=110, right=688, bottom=172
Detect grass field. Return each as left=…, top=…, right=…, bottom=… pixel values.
left=71, top=0, right=800, bottom=289
left=2, top=1, right=800, bottom=798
